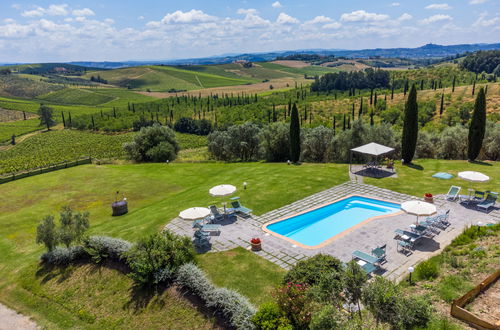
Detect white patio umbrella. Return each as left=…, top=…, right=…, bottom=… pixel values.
left=209, top=184, right=237, bottom=213
left=179, top=207, right=210, bottom=220
left=401, top=200, right=437, bottom=224
left=458, top=171, right=490, bottom=183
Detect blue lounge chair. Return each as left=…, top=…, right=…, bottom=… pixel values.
left=352, top=250, right=382, bottom=265
left=397, top=240, right=412, bottom=255
left=395, top=229, right=422, bottom=243
left=229, top=200, right=252, bottom=215
left=477, top=194, right=497, bottom=213
left=371, top=244, right=387, bottom=263
left=193, top=222, right=221, bottom=234
left=359, top=261, right=377, bottom=275
left=193, top=230, right=211, bottom=249
left=446, top=186, right=461, bottom=201
left=472, top=191, right=486, bottom=203
left=208, top=205, right=224, bottom=222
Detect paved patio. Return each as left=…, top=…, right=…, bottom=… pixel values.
left=165, top=182, right=499, bottom=281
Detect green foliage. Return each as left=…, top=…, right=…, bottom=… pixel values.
left=275, top=283, right=313, bottom=329
left=173, top=117, right=212, bottom=135
left=38, top=88, right=115, bottom=106
left=484, top=122, right=500, bottom=160
left=83, top=236, right=132, bottom=263
left=0, top=74, right=64, bottom=98
left=259, top=122, right=290, bottom=162
left=38, top=104, right=56, bottom=130
left=301, top=125, right=334, bottom=162
left=436, top=275, right=472, bottom=302
left=438, top=125, right=468, bottom=159
left=58, top=205, right=90, bottom=248
left=343, top=260, right=367, bottom=317
left=126, top=230, right=195, bottom=286
left=283, top=254, right=343, bottom=286
left=309, top=304, right=345, bottom=330
left=289, top=103, right=300, bottom=162
left=252, top=302, right=292, bottom=330
left=460, top=50, right=500, bottom=74
left=36, top=215, right=58, bottom=251
left=40, top=246, right=87, bottom=265
left=310, top=68, right=391, bottom=92
left=468, top=87, right=486, bottom=161
left=124, top=124, right=179, bottom=162
left=401, top=84, right=418, bottom=163
left=415, top=258, right=440, bottom=281
left=207, top=122, right=261, bottom=161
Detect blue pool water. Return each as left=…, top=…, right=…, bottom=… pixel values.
left=266, top=196, right=400, bottom=247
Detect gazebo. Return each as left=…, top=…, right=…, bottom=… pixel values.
left=349, top=142, right=395, bottom=174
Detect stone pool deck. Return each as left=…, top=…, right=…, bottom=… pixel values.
left=165, top=182, right=499, bottom=282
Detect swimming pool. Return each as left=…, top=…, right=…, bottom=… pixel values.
left=264, top=195, right=401, bottom=248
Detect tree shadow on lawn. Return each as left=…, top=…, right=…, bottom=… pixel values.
left=469, top=160, right=493, bottom=166
left=405, top=163, right=424, bottom=171
left=36, top=262, right=80, bottom=284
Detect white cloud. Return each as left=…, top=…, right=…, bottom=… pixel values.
left=158, top=9, right=216, bottom=24
left=237, top=9, right=258, bottom=15
left=340, top=10, right=389, bottom=22
left=11, top=4, right=22, bottom=10
left=46, top=4, right=69, bottom=16
left=276, top=12, right=299, bottom=24
left=138, top=16, right=145, bottom=20
left=21, top=4, right=69, bottom=17
left=72, top=8, right=95, bottom=17
left=420, top=14, right=452, bottom=24
left=398, top=13, right=413, bottom=21
left=390, top=2, right=400, bottom=6
left=425, top=3, right=452, bottom=10
left=469, top=0, right=488, bottom=4
left=272, top=1, right=282, bottom=8
left=323, top=22, right=342, bottom=29
left=473, top=12, right=499, bottom=27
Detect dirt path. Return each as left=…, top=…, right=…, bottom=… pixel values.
left=0, top=303, right=38, bottom=330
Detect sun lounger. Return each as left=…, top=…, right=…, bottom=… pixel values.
left=352, top=250, right=382, bottom=265
left=371, top=244, right=387, bottom=263
left=208, top=205, right=224, bottom=222
left=193, top=221, right=221, bottom=234
left=472, top=191, right=486, bottom=203
left=446, top=185, right=461, bottom=201
left=477, top=194, right=497, bottom=213
left=228, top=200, right=252, bottom=215
left=193, top=231, right=211, bottom=249
left=395, top=229, right=422, bottom=243
left=355, top=259, right=377, bottom=275
left=397, top=240, right=413, bottom=255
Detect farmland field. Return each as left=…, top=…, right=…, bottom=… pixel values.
left=38, top=88, right=115, bottom=106
left=0, top=118, right=42, bottom=143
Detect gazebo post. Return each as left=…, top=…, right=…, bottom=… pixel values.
left=349, top=150, right=352, bottom=173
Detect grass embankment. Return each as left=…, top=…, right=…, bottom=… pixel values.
left=364, top=159, right=499, bottom=196
left=0, top=162, right=348, bottom=328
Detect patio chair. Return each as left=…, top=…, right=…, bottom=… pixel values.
left=193, top=231, right=211, bottom=249
left=477, top=194, right=497, bottom=213
left=394, top=229, right=422, bottom=243
left=352, top=250, right=382, bottom=265
left=371, top=244, right=387, bottom=264
left=359, top=260, right=377, bottom=275
left=193, top=222, right=221, bottom=234
left=228, top=200, right=252, bottom=215
left=446, top=186, right=461, bottom=201
left=472, top=191, right=486, bottom=203
left=208, top=205, right=224, bottom=222
left=396, top=240, right=413, bottom=255
left=410, top=224, right=435, bottom=238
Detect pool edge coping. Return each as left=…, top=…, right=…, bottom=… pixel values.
left=261, top=194, right=405, bottom=250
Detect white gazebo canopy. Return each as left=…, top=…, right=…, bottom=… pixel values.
left=350, top=142, right=395, bottom=157
left=458, top=171, right=490, bottom=183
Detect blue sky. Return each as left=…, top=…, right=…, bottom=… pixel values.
left=0, top=0, right=498, bottom=62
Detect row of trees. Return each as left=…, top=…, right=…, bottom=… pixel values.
left=310, top=68, right=391, bottom=92
left=460, top=50, right=500, bottom=74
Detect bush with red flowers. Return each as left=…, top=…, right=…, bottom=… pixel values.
left=251, top=238, right=261, bottom=244
left=425, top=193, right=433, bottom=198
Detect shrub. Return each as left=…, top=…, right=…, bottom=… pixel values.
left=415, top=259, right=440, bottom=281
left=438, top=125, right=468, bottom=159
left=309, top=304, right=345, bottom=330
left=208, top=287, right=257, bottom=329
left=259, top=122, right=290, bottom=162
left=283, top=254, right=343, bottom=286
left=132, top=116, right=154, bottom=131
left=437, top=275, right=472, bottom=303
left=83, top=236, right=132, bottom=263
left=301, top=126, right=334, bottom=162
left=484, top=122, right=500, bottom=160
left=124, top=124, right=179, bottom=162
left=208, top=123, right=260, bottom=161
left=275, top=283, right=313, bottom=329
left=126, top=230, right=195, bottom=286
left=36, top=215, right=58, bottom=252
left=396, top=295, right=433, bottom=329
left=174, top=117, right=213, bottom=135
left=252, top=302, right=291, bottom=330
left=177, top=263, right=257, bottom=329
left=40, top=246, right=87, bottom=265
left=207, top=130, right=231, bottom=161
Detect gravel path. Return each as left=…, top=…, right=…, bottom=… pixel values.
left=0, top=304, right=38, bottom=330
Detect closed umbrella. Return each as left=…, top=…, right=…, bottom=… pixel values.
left=179, top=207, right=210, bottom=220
left=401, top=200, right=437, bottom=224
left=209, top=184, right=237, bottom=214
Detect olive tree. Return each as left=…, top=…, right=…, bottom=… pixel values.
left=124, top=124, right=179, bottom=162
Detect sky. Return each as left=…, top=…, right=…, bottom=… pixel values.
left=0, top=0, right=499, bottom=63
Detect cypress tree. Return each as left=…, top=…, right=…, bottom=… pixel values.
left=374, top=92, right=378, bottom=107
left=343, top=114, right=346, bottom=131
left=23, top=111, right=26, bottom=120
left=403, top=80, right=409, bottom=96
left=401, top=84, right=418, bottom=164
left=452, top=76, right=456, bottom=92
left=370, top=110, right=374, bottom=126
left=333, top=116, right=336, bottom=135
left=472, top=81, right=476, bottom=95
left=68, top=112, right=72, bottom=125
left=352, top=103, right=355, bottom=118
left=439, top=93, right=444, bottom=116
left=467, top=87, right=486, bottom=161
left=370, top=89, right=373, bottom=105
left=420, top=79, right=424, bottom=90
left=61, top=112, right=66, bottom=127
left=347, top=116, right=351, bottom=129
left=289, top=103, right=301, bottom=163
left=91, top=115, right=95, bottom=130
left=358, top=98, right=363, bottom=118
left=272, top=104, right=277, bottom=122
left=391, top=86, right=394, bottom=100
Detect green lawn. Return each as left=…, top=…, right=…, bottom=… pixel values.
left=0, top=162, right=348, bottom=328
left=198, top=247, right=285, bottom=306
left=364, top=159, right=499, bottom=197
